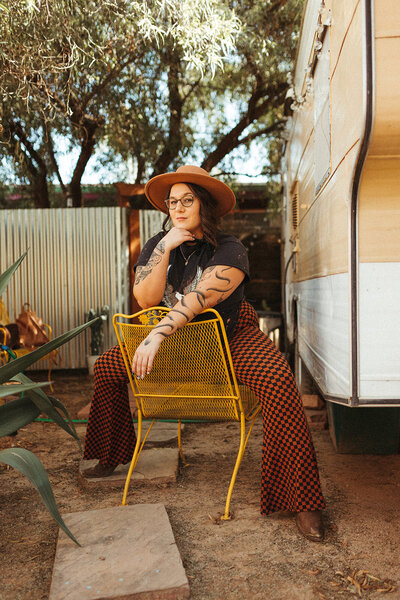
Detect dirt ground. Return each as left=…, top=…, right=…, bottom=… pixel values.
left=1, top=370, right=399, bottom=600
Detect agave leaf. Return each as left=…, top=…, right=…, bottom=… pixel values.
left=47, top=395, right=82, bottom=452
left=0, top=395, right=42, bottom=436
left=0, top=317, right=99, bottom=384
left=12, top=373, right=80, bottom=446
left=0, top=252, right=27, bottom=297
left=0, top=447, right=80, bottom=545
left=0, top=381, right=50, bottom=399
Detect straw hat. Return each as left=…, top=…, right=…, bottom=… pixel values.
left=144, top=165, right=236, bottom=217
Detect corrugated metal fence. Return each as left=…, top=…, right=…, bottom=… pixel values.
left=139, top=210, right=164, bottom=249
left=1, top=207, right=282, bottom=367
left=0, top=208, right=129, bottom=369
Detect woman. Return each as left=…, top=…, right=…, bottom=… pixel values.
left=83, top=165, right=326, bottom=542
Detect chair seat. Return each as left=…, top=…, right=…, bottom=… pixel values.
left=137, top=382, right=258, bottom=421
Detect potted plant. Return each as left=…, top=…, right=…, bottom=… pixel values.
left=86, top=305, right=110, bottom=375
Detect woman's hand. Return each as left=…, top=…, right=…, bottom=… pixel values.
left=134, top=227, right=195, bottom=308
left=131, top=333, right=163, bottom=379
left=162, top=227, right=196, bottom=251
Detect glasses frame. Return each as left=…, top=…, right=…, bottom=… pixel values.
left=164, top=194, right=195, bottom=210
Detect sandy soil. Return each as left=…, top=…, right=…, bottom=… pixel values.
left=0, top=370, right=399, bottom=600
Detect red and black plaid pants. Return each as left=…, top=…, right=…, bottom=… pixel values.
left=83, top=301, right=326, bottom=515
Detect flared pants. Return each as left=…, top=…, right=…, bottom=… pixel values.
left=83, top=301, right=326, bottom=515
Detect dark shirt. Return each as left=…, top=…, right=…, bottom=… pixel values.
left=134, top=232, right=250, bottom=338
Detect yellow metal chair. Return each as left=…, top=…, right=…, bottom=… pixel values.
left=113, top=306, right=261, bottom=520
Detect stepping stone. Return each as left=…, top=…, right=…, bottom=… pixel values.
left=49, top=504, right=190, bottom=600
left=79, top=448, right=179, bottom=489
left=141, top=421, right=183, bottom=446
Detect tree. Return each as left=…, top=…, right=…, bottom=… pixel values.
left=0, top=102, right=52, bottom=208
left=0, top=1, right=303, bottom=206
left=0, top=0, right=240, bottom=206
left=99, top=0, right=302, bottom=191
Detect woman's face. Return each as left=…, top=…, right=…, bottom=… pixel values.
left=168, top=183, right=203, bottom=238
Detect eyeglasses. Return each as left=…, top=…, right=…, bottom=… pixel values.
left=164, top=194, right=195, bottom=210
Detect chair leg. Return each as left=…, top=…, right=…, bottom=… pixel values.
left=177, top=419, right=189, bottom=466
left=121, top=414, right=156, bottom=506
left=221, top=410, right=259, bottom=521
left=121, top=412, right=143, bottom=506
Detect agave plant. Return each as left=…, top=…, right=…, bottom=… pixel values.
left=0, top=252, right=100, bottom=545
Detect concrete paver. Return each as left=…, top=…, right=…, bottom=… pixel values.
left=49, top=504, right=190, bottom=600
left=79, top=448, right=179, bottom=489
left=140, top=421, right=183, bottom=446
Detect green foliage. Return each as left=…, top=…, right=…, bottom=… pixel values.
left=0, top=0, right=303, bottom=208
left=0, top=448, right=80, bottom=545
left=0, top=0, right=239, bottom=204
left=0, top=251, right=27, bottom=296
left=92, top=0, right=304, bottom=185
left=0, top=183, right=118, bottom=210
left=0, top=253, right=99, bottom=545
left=0, top=382, right=48, bottom=402
left=0, top=0, right=239, bottom=105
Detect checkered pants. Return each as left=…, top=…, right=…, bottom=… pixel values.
left=83, top=301, right=326, bottom=515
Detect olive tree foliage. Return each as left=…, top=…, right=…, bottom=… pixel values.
left=0, top=0, right=240, bottom=206
left=102, top=0, right=303, bottom=197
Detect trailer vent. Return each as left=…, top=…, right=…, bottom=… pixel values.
left=290, top=181, right=299, bottom=232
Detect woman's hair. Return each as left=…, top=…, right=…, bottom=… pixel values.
left=162, top=182, right=221, bottom=247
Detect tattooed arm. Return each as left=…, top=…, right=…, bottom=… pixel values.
left=134, top=227, right=196, bottom=308
left=132, top=265, right=244, bottom=377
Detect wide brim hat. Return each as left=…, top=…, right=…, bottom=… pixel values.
left=144, top=165, right=236, bottom=217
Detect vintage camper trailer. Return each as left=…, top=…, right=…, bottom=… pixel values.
left=282, top=0, right=400, bottom=451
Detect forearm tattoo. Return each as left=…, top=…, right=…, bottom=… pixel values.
left=190, top=289, right=206, bottom=307
left=197, top=266, right=234, bottom=303
left=181, top=296, right=196, bottom=315
left=200, top=265, right=217, bottom=281
left=153, top=322, right=174, bottom=332
left=135, top=241, right=166, bottom=285
left=147, top=306, right=192, bottom=342
left=146, top=266, right=238, bottom=342
left=169, top=307, right=191, bottom=323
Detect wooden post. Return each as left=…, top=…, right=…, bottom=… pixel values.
left=128, top=210, right=141, bottom=314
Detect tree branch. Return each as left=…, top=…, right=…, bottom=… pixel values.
left=6, top=119, right=50, bottom=207
left=201, top=82, right=287, bottom=171
left=11, top=121, right=46, bottom=173
left=81, top=49, right=145, bottom=110
left=237, top=119, right=286, bottom=147
left=150, top=51, right=184, bottom=177
left=213, top=169, right=268, bottom=178
left=3, top=121, right=37, bottom=178
left=43, top=121, right=67, bottom=194
left=266, top=0, right=289, bottom=13
left=70, top=121, right=97, bottom=175
left=182, top=78, right=201, bottom=103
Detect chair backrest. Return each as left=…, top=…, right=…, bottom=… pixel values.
left=113, top=307, right=258, bottom=421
